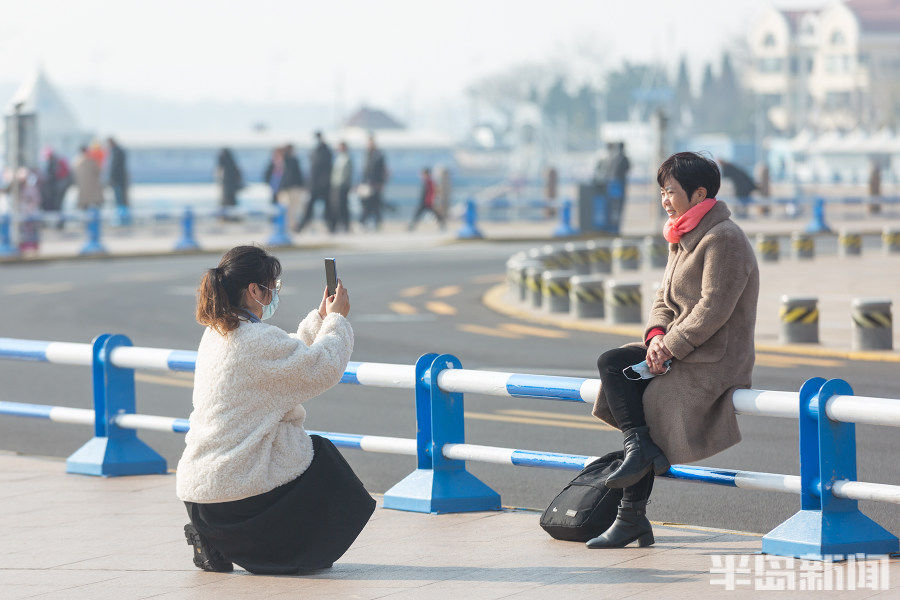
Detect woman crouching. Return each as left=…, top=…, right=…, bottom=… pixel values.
left=176, top=245, right=374, bottom=574
left=587, top=152, right=759, bottom=548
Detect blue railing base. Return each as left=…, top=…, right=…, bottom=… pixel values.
left=383, top=468, right=500, bottom=514
left=762, top=509, right=898, bottom=561
left=66, top=436, right=167, bottom=477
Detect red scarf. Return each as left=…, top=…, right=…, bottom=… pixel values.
left=663, top=198, right=717, bottom=243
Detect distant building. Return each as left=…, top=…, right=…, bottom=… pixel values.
left=747, top=0, right=900, bottom=133
left=342, top=106, right=405, bottom=130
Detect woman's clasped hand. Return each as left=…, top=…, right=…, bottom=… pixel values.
left=645, top=335, right=673, bottom=375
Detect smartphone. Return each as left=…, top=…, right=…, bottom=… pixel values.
left=325, top=258, right=338, bottom=296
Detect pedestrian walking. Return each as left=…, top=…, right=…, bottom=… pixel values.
left=263, top=147, right=285, bottom=206
left=295, top=131, right=332, bottom=233
left=179, top=245, right=373, bottom=574
left=107, top=137, right=129, bottom=210
left=279, top=144, right=305, bottom=227
left=408, top=167, right=445, bottom=231
left=359, top=134, right=387, bottom=230
left=73, top=145, right=104, bottom=210
left=329, top=141, right=353, bottom=233
left=587, top=152, right=759, bottom=549
left=216, top=148, right=243, bottom=219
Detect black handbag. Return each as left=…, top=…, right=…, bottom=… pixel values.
left=540, top=450, right=624, bottom=542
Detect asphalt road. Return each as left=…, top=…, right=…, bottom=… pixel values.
left=1, top=243, right=898, bottom=536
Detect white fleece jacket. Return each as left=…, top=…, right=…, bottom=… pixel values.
left=175, top=309, right=353, bottom=503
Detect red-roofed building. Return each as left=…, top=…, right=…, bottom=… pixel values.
left=748, top=1, right=900, bottom=132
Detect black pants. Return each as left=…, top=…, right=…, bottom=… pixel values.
left=597, top=346, right=654, bottom=502
left=329, top=185, right=351, bottom=232
left=296, top=193, right=330, bottom=232
left=359, top=190, right=383, bottom=229
left=408, top=203, right=444, bottom=230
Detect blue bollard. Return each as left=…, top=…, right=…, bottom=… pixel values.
left=66, top=334, right=168, bottom=476
left=553, top=198, right=579, bottom=237
left=762, top=378, right=898, bottom=560
left=0, top=214, right=19, bottom=258
left=267, top=204, right=292, bottom=247
left=79, top=209, right=108, bottom=255
left=456, top=199, right=484, bottom=239
left=383, top=353, right=500, bottom=513
left=804, top=198, right=831, bottom=234
left=115, top=205, right=132, bottom=227
left=174, top=207, right=200, bottom=251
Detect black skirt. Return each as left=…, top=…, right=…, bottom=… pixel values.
left=184, top=435, right=375, bottom=575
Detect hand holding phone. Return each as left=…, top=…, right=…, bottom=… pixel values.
left=325, top=280, right=350, bottom=317
left=325, top=258, right=338, bottom=296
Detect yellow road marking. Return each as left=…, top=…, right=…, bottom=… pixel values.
left=755, top=353, right=842, bottom=368
left=388, top=301, right=418, bottom=315
left=433, top=285, right=461, bottom=298
left=498, top=409, right=602, bottom=424
left=470, top=273, right=506, bottom=284
left=457, top=324, right=524, bottom=339
left=399, top=285, right=428, bottom=298
left=466, top=411, right=615, bottom=431
left=135, top=373, right=194, bottom=388
left=500, top=323, right=568, bottom=339
left=426, top=301, right=458, bottom=316
left=4, top=282, right=75, bottom=295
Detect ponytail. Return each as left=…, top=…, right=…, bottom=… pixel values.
left=196, top=245, right=282, bottom=335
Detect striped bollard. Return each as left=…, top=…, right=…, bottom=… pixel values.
left=838, top=231, right=862, bottom=258
left=852, top=299, right=893, bottom=351
left=542, top=270, right=574, bottom=313
left=612, top=238, right=640, bottom=271
left=564, top=242, right=592, bottom=275
left=66, top=334, right=167, bottom=476
left=0, top=213, right=18, bottom=258
left=525, top=266, right=543, bottom=309
left=643, top=235, right=668, bottom=269
left=516, top=260, right=540, bottom=303
left=605, top=281, right=642, bottom=324
left=570, top=275, right=605, bottom=319
left=756, top=234, right=779, bottom=262
left=779, top=296, right=819, bottom=344
left=80, top=209, right=108, bottom=256
left=791, top=232, right=814, bottom=260
left=586, top=240, right=612, bottom=274
left=267, top=204, right=292, bottom=247
left=542, top=244, right=573, bottom=270
left=883, top=227, right=900, bottom=255
left=505, top=257, right=522, bottom=301
left=383, top=353, right=499, bottom=513
left=173, top=207, right=200, bottom=251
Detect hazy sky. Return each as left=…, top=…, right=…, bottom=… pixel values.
left=2, top=0, right=827, bottom=108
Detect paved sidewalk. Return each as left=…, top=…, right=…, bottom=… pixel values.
left=1, top=453, right=897, bottom=599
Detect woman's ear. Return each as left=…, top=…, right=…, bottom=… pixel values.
left=693, top=187, right=707, bottom=203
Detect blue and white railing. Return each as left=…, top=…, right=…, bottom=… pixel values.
left=0, top=335, right=898, bottom=560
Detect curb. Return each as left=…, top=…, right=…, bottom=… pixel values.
left=482, top=283, right=900, bottom=364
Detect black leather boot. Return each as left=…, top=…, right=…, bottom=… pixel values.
left=585, top=500, right=654, bottom=549
left=184, top=524, right=233, bottom=572
left=605, top=426, right=670, bottom=489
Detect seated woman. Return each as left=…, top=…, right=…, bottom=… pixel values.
left=588, top=152, right=759, bottom=549
left=176, top=245, right=374, bottom=574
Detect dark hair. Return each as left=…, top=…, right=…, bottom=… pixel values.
left=422, top=167, right=431, bottom=175
left=657, top=152, right=720, bottom=200
left=196, top=245, right=282, bottom=335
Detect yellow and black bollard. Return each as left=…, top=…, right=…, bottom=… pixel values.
left=564, top=242, right=592, bottom=275
left=851, top=299, right=893, bottom=351
left=756, top=234, right=780, bottom=262
left=542, top=270, right=575, bottom=313
left=525, top=266, right=544, bottom=309
left=839, top=230, right=862, bottom=258
left=790, top=232, right=815, bottom=260
left=643, top=235, right=669, bottom=269
left=882, top=227, right=900, bottom=255
left=570, top=274, right=605, bottom=319
left=779, top=296, right=819, bottom=344
left=586, top=240, right=612, bottom=274
left=612, top=238, right=641, bottom=271
left=605, top=281, right=642, bottom=324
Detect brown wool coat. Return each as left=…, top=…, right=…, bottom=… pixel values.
left=592, top=201, right=759, bottom=464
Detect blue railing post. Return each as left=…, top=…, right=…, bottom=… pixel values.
left=267, top=204, right=292, bottom=247
left=79, top=209, right=108, bottom=255
left=456, top=199, right=484, bottom=240
left=553, top=198, right=578, bottom=237
left=762, top=377, right=898, bottom=559
left=804, top=197, right=831, bottom=234
left=174, top=207, right=200, bottom=251
left=383, top=353, right=500, bottom=513
left=0, top=213, right=19, bottom=258
left=66, top=334, right=167, bottom=476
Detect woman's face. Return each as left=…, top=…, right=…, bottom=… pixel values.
left=660, top=177, right=705, bottom=219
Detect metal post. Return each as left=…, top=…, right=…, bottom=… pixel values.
left=791, top=232, right=814, bottom=260
left=612, top=238, right=640, bottom=271
left=570, top=274, right=605, bottom=319
left=383, top=353, right=499, bottom=513
left=553, top=199, right=578, bottom=237
left=756, top=234, right=780, bottom=262
left=852, top=299, right=893, bottom=351
left=838, top=230, right=862, bottom=258
left=586, top=240, right=612, bottom=274
left=456, top=199, right=484, bottom=239
left=762, top=378, right=898, bottom=559
left=66, top=334, right=167, bottom=476
left=563, top=242, right=592, bottom=275
left=79, top=209, right=108, bottom=256
left=779, top=296, right=819, bottom=344
left=525, top=266, right=543, bottom=309
left=267, top=204, right=292, bottom=247
left=883, top=227, right=900, bottom=255
left=643, top=235, right=668, bottom=269
left=542, top=270, right=575, bottom=313
left=605, top=281, right=642, bottom=323
left=174, top=207, right=201, bottom=251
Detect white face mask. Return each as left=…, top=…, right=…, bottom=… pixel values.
left=253, top=280, right=281, bottom=320
left=623, top=359, right=671, bottom=380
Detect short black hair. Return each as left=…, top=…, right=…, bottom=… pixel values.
left=657, top=152, right=720, bottom=199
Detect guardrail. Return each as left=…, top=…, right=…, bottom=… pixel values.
left=0, top=334, right=898, bottom=560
